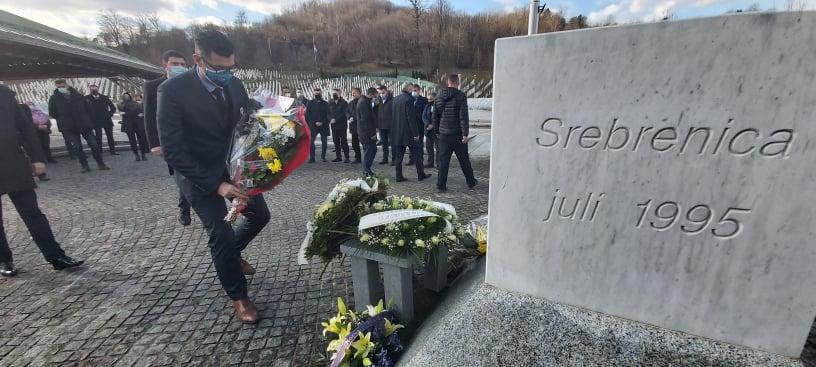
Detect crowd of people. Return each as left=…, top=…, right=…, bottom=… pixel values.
left=294, top=74, right=477, bottom=192
left=0, top=29, right=479, bottom=325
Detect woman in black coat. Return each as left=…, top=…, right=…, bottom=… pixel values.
left=118, top=92, right=149, bottom=161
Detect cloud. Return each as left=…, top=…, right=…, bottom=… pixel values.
left=587, top=0, right=736, bottom=25
left=200, top=0, right=219, bottom=10
left=493, top=0, right=520, bottom=13
left=220, top=0, right=303, bottom=15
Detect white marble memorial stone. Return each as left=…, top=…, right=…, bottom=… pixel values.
left=487, top=12, right=816, bottom=357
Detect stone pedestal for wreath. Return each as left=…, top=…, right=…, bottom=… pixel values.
left=340, top=240, right=448, bottom=325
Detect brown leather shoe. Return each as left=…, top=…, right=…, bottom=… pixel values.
left=233, top=299, right=259, bottom=324
left=240, top=258, right=256, bottom=275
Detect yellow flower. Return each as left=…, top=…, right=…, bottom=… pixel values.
left=267, top=159, right=283, bottom=173
left=259, top=147, right=278, bottom=161
left=477, top=240, right=487, bottom=255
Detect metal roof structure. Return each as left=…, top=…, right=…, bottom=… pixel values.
left=0, top=10, right=163, bottom=80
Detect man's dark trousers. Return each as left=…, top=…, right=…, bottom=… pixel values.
left=94, top=125, right=117, bottom=153
left=361, top=143, right=377, bottom=175
left=173, top=174, right=192, bottom=214
left=64, top=130, right=104, bottom=166
left=378, top=130, right=390, bottom=162
left=425, top=133, right=437, bottom=167
left=393, top=142, right=425, bottom=179
left=331, top=124, right=349, bottom=159
left=436, top=134, right=476, bottom=189
left=310, top=129, right=329, bottom=161
left=350, top=131, right=361, bottom=161
left=184, top=186, right=270, bottom=300
left=0, top=190, right=65, bottom=263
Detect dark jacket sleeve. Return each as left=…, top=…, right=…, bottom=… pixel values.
left=47, top=95, right=58, bottom=120
left=144, top=80, right=161, bottom=148
left=15, top=103, right=45, bottom=164
left=406, top=99, right=419, bottom=138
left=105, top=96, right=116, bottom=117
left=458, top=94, right=469, bottom=137
left=432, top=98, right=443, bottom=134
left=158, top=85, right=223, bottom=194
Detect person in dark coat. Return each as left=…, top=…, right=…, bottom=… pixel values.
left=118, top=92, right=149, bottom=161
left=85, top=84, right=119, bottom=155
left=158, top=29, right=268, bottom=324
left=390, top=84, right=430, bottom=182
left=346, top=88, right=362, bottom=163
left=48, top=79, right=109, bottom=173
left=433, top=74, right=476, bottom=192
left=328, top=88, right=350, bottom=163
left=144, top=50, right=191, bottom=226
left=296, top=89, right=309, bottom=107
left=20, top=103, right=54, bottom=182
left=406, top=83, right=428, bottom=166
left=0, top=85, right=84, bottom=277
left=376, top=85, right=395, bottom=165
left=422, top=91, right=438, bottom=168
left=356, top=88, right=379, bottom=176
left=305, top=88, right=330, bottom=163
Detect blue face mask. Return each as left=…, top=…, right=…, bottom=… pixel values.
left=57, top=87, right=69, bottom=94
left=168, top=65, right=187, bottom=78
left=205, top=68, right=233, bottom=87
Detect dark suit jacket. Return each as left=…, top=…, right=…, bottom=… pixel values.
left=0, top=86, right=44, bottom=195
left=389, top=91, right=419, bottom=146
left=144, top=76, right=166, bottom=149
left=158, top=69, right=252, bottom=197
left=356, top=95, right=378, bottom=144
left=85, top=94, right=116, bottom=128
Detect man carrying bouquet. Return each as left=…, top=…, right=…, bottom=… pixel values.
left=158, top=30, right=270, bottom=324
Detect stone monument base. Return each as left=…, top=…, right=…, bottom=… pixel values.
left=399, top=260, right=802, bottom=366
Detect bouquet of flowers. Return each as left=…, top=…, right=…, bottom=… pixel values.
left=322, top=298, right=404, bottom=367
left=298, top=177, right=389, bottom=266
left=357, top=196, right=465, bottom=262
left=225, top=93, right=311, bottom=222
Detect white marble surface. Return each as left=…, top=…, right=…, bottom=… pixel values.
left=487, top=11, right=816, bottom=357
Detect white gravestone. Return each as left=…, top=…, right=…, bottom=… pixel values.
left=487, top=12, right=816, bottom=357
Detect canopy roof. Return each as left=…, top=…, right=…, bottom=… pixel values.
left=0, top=10, right=162, bottom=80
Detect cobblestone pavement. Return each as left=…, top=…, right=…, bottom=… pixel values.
left=0, top=150, right=490, bottom=366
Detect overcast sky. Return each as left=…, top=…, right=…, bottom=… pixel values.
left=0, top=0, right=811, bottom=38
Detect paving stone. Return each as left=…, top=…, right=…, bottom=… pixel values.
left=0, top=153, right=489, bottom=365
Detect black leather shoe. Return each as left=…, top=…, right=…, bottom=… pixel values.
left=419, top=173, right=432, bottom=181
left=332, top=157, right=342, bottom=162
left=141, top=153, right=148, bottom=161
left=111, top=151, right=120, bottom=156
left=424, top=163, right=434, bottom=169
left=98, top=163, right=111, bottom=170
left=178, top=210, right=192, bottom=226
left=308, top=159, right=315, bottom=164
left=0, top=261, right=17, bottom=277
left=80, top=165, right=91, bottom=173
left=49, top=255, right=84, bottom=270
left=437, top=186, right=448, bottom=193
left=344, top=158, right=351, bottom=163
left=468, top=180, right=479, bottom=189
left=395, top=177, right=407, bottom=182
left=379, top=160, right=389, bottom=165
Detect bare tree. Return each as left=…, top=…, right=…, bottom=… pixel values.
left=234, top=10, right=248, bottom=29
left=97, top=9, right=128, bottom=47
left=786, top=0, right=807, bottom=10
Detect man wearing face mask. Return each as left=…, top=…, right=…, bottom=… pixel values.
left=306, top=88, right=331, bottom=163
left=376, top=85, right=394, bottom=165
left=158, top=30, right=268, bottom=324
left=144, top=50, right=191, bottom=226
left=390, top=83, right=430, bottom=182
left=48, top=79, right=110, bottom=173
left=296, top=89, right=309, bottom=107
left=357, top=87, right=379, bottom=177
left=328, top=88, right=350, bottom=163
left=406, top=83, right=428, bottom=167
left=422, top=91, right=438, bottom=168
left=85, top=84, right=118, bottom=156
left=346, top=88, right=362, bottom=163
